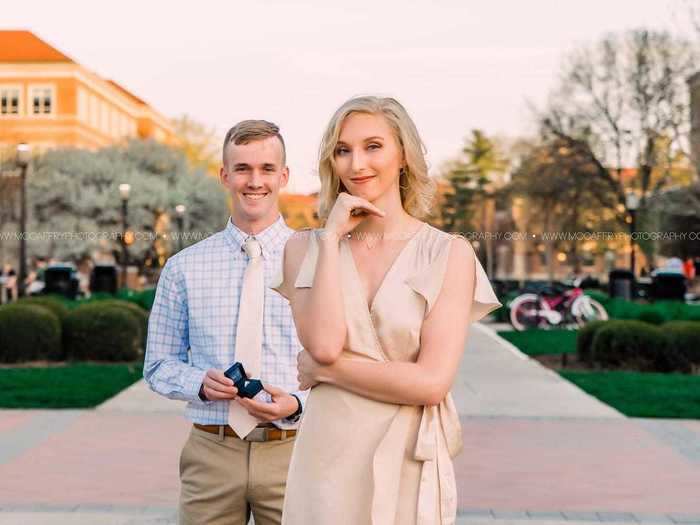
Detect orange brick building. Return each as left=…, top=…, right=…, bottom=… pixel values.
left=0, top=30, right=175, bottom=151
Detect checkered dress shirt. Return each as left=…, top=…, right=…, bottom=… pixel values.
left=144, top=215, right=306, bottom=429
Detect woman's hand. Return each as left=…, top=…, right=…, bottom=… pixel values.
left=297, top=349, right=325, bottom=390
left=323, top=192, right=385, bottom=239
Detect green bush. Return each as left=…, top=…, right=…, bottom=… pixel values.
left=498, top=291, right=521, bottom=323
left=591, top=320, right=689, bottom=373
left=116, top=287, right=155, bottom=311
left=654, top=300, right=690, bottom=322
left=96, top=300, right=149, bottom=350
left=583, top=289, right=609, bottom=305
left=664, top=321, right=700, bottom=366
left=135, top=288, right=156, bottom=311
left=638, top=309, right=667, bottom=325
left=604, top=298, right=648, bottom=320
left=602, top=297, right=700, bottom=324
left=576, top=320, right=608, bottom=365
left=63, top=303, right=141, bottom=362
left=16, top=296, right=70, bottom=322
left=0, top=304, right=62, bottom=363
left=679, top=305, right=700, bottom=322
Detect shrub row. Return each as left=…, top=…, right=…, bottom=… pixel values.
left=588, top=293, right=700, bottom=323
left=0, top=296, right=148, bottom=363
left=577, top=320, right=700, bottom=373
left=32, top=287, right=156, bottom=313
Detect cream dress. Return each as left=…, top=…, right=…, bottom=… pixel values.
left=272, top=223, right=501, bottom=525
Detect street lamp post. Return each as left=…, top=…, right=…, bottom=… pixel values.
left=16, top=143, right=31, bottom=297
left=625, top=191, right=640, bottom=277
left=175, top=204, right=186, bottom=253
left=119, top=183, right=131, bottom=289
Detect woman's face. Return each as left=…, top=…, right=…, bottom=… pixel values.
left=333, top=112, right=403, bottom=202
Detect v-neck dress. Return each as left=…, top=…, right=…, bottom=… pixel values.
left=271, top=223, right=501, bottom=525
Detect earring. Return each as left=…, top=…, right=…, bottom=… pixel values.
left=399, top=167, right=408, bottom=190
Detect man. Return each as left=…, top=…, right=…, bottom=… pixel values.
left=144, top=120, right=306, bottom=525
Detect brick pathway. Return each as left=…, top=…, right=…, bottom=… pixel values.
left=0, top=323, right=698, bottom=524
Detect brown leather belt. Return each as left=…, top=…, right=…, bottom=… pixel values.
left=194, top=423, right=297, bottom=442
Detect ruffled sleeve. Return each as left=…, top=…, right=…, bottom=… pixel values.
left=405, top=234, right=502, bottom=323
left=269, top=229, right=318, bottom=300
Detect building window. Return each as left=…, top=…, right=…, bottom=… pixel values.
left=29, top=86, right=54, bottom=115
left=0, top=87, right=21, bottom=115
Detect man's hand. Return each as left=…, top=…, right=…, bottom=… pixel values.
left=234, top=384, right=298, bottom=422
left=200, top=369, right=238, bottom=401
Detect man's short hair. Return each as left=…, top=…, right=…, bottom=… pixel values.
left=222, top=120, right=286, bottom=167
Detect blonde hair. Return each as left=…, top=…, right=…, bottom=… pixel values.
left=223, top=120, right=286, bottom=166
left=317, top=96, right=435, bottom=221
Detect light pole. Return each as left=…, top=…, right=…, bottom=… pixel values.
left=467, top=177, right=495, bottom=278
left=175, top=204, right=186, bottom=253
left=119, top=183, right=131, bottom=289
left=625, top=191, right=640, bottom=277
left=16, top=143, right=31, bottom=297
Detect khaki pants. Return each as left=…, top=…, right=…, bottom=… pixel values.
left=178, top=426, right=295, bottom=525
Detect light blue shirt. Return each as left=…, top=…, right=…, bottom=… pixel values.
left=144, top=215, right=306, bottom=429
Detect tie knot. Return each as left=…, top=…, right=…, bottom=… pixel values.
left=243, top=237, right=262, bottom=258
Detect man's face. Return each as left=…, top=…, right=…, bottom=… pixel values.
left=220, top=136, right=289, bottom=226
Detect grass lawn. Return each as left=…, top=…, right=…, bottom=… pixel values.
left=560, top=370, right=700, bottom=419
left=0, top=362, right=144, bottom=409
left=498, top=328, right=700, bottom=419
left=497, top=329, right=578, bottom=356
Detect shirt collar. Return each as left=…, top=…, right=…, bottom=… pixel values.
left=224, top=215, right=288, bottom=259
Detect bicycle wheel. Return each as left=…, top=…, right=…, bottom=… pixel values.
left=572, top=296, right=608, bottom=327
left=509, top=295, right=548, bottom=331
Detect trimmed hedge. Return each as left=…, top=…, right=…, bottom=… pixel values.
left=0, top=304, right=62, bottom=363
left=594, top=295, right=700, bottom=323
left=95, top=300, right=149, bottom=350
left=116, top=288, right=156, bottom=311
left=578, top=320, right=693, bottom=373
left=664, top=321, right=700, bottom=366
left=576, top=320, right=608, bottom=366
left=16, top=296, right=70, bottom=322
left=63, top=303, right=141, bottom=361
left=637, top=309, right=667, bottom=325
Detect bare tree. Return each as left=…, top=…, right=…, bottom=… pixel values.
left=541, top=29, right=697, bottom=214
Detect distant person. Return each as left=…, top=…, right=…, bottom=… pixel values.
left=25, top=256, right=48, bottom=295
left=75, top=257, right=93, bottom=298
left=2, top=264, right=17, bottom=302
left=683, top=257, right=696, bottom=280
left=652, top=257, right=684, bottom=277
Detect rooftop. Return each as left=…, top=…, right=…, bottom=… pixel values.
left=0, top=30, right=74, bottom=63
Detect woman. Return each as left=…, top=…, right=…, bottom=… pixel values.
left=271, top=96, right=501, bottom=524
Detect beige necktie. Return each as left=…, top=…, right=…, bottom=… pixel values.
left=228, top=237, right=264, bottom=438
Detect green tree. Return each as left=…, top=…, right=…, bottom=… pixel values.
left=441, top=130, right=508, bottom=276
left=509, top=139, right=619, bottom=279
left=23, top=140, right=228, bottom=264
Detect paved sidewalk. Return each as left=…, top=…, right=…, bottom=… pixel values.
left=1, top=322, right=699, bottom=524
left=454, top=324, right=622, bottom=418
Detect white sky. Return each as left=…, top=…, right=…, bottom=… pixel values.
left=4, top=0, right=695, bottom=193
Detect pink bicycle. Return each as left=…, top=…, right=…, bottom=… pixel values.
left=509, top=278, right=608, bottom=331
